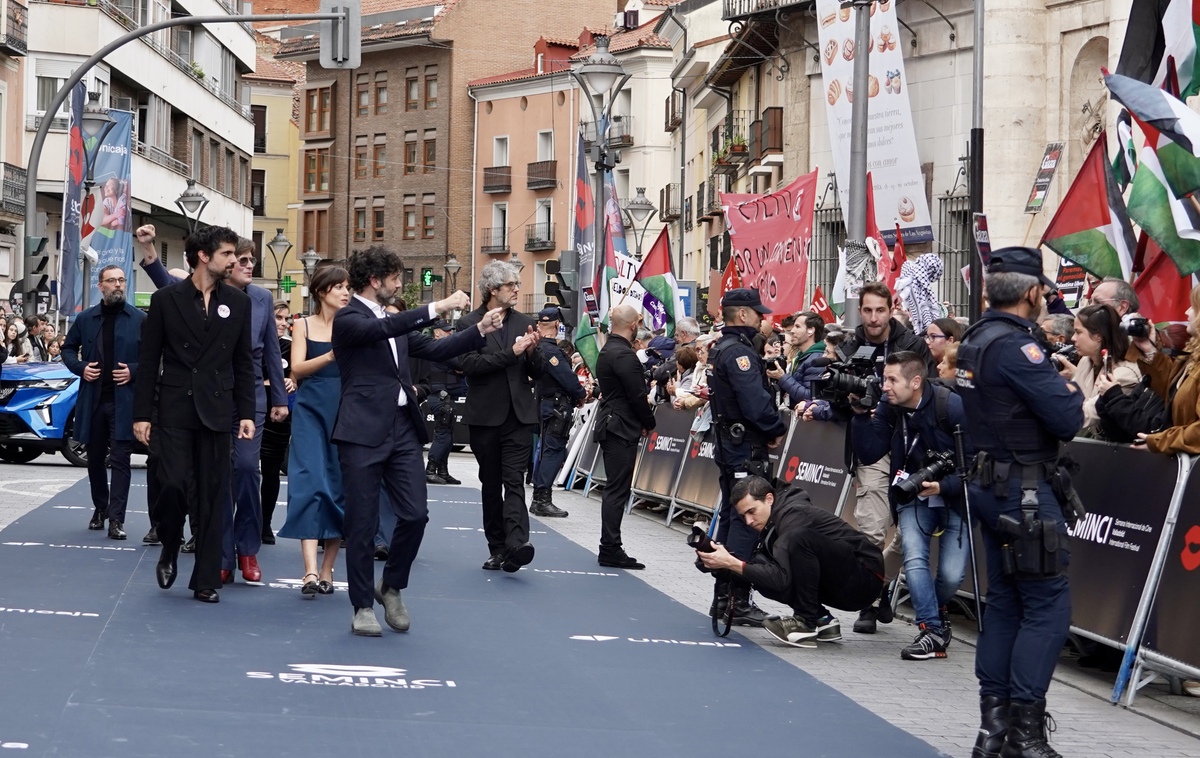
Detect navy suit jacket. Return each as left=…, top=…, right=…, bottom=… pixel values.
left=62, top=302, right=146, bottom=442
left=330, top=298, right=486, bottom=448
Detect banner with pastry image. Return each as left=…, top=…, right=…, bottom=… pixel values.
left=815, top=0, right=933, bottom=245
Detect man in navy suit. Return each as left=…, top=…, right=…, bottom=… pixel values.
left=62, top=264, right=146, bottom=540
left=332, top=245, right=504, bottom=637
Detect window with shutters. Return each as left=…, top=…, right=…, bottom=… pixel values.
left=403, top=206, right=417, bottom=239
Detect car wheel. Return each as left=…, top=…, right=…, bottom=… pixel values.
left=0, top=444, right=43, bottom=464
left=61, top=412, right=88, bottom=468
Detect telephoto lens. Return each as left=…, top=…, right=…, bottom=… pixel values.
left=890, top=453, right=956, bottom=504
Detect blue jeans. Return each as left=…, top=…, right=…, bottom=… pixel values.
left=427, top=395, right=455, bottom=465
left=898, top=501, right=968, bottom=629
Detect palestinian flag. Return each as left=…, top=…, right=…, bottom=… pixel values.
left=632, top=227, right=680, bottom=336
left=1134, top=234, right=1199, bottom=323
left=573, top=313, right=601, bottom=374
left=1105, top=70, right=1200, bottom=198
left=1117, top=0, right=1200, bottom=99
left=1040, top=134, right=1137, bottom=280
left=1127, top=144, right=1200, bottom=275
left=1113, top=110, right=1138, bottom=192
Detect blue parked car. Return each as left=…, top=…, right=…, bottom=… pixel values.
left=0, top=361, right=87, bottom=466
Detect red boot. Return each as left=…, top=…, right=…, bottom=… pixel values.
left=238, top=555, right=262, bottom=582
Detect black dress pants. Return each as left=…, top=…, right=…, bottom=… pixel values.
left=86, top=399, right=132, bottom=524
left=759, top=528, right=883, bottom=624
left=599, top=434, right=639, bottom=550
left=155, top=425, right=230, bottom=593
left=469, top=408, right=533, bottom=555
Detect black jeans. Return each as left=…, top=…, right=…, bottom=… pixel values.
left=599, top=434, right=639, bottom=551
left=757, top=528, right=883, bottom=625
left=470, top=408, right=533, bottom=555
left=156, top=425, right=230, bottom=593
left=86, top=399, right=132, bottom=524
left=259, top=418, right=290, bottom=535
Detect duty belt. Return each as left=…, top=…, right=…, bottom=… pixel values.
left=972, top=453, right=1056, bottom=498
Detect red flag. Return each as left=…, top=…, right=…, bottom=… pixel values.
left=883, top=221, right=907, bottom=291
left=1135, top=235, right=1195, bottom=323
left=718, top=256, right=742, bottom=299
left=810, top=285, right=836, bottom=324
left=865, top=172, right=890, bottom=283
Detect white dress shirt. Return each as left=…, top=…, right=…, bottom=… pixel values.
left=353, top=294, right=437, bottom=406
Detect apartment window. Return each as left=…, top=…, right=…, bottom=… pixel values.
left=422, top=205, right=435, bottom=239
left=238, top=158, right=249, bottom=203
left=35, top=76, right=67, bottom=114
left=354, top=206, right=367, bottom=242
left=224, top=150, right=234, bottom=195
left=191, top=130, right=202, bottom=181
left=404, top=139, right=417, bottom=175
left=425, top=66, right=438, bottom=109
left=354, top=143, right=368, bottom=179
left=251, top=105, right=267, bottom=153
left=493, top=136, right=509, bottom=166
left=374, top=143, right=387, bottom=178
left=251, top=231, right=265, bottom=278
left=251, top=169, right=265, bottom=216
left=406, top=68, right=419, bottom=110
left=403, top=207, right=417, bottom=240
left=209, top=139, right=219, bottom=186
left=304, top=85, right=332, bottom=136
left=301, top=209, right=329, bottom=255
left=303, top=148, right=331, bottom=194
left=537, top=131, right=554, bottom=161
left=423, top=139, right=435, bottom=174
left=356, top=74, right=370, bottom=116
left=375, top=72, right=388, bottom=115
left=373, top=205, right=386, bottom=241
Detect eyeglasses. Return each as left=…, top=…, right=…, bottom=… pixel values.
left=500, top=281, right=520, bottom=289
left=237, top=257, right=257, bottom=267
left=100, top=277, right=127, bottom=285
left=923, top=333, right=946, bottom=342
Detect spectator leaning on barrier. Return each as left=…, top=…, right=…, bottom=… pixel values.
left=1134, top=284, right=1200, bottom=455
left=697, top=476, right=884, bottom=649
left=1055, top=304, right=1141, bottom=438
left=851, top=350, right=973, bottom=662
left=775, top=312, right=827, bottom=408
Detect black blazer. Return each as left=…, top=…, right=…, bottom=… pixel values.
left=456, top=306, right=545, bottom=427
left=133, top=278, right=256, bottom=431
left=595, top=333, right=656, bottom=442
left=331, top=297, right=485, bottom=448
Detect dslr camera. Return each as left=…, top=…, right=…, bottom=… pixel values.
left=1050, top=344, right=1079, bottom=370
left=688, top=526, right=732, bottom=579
left=1120, top=313, right=1152, bottom=340
left=890, top=451, right=956, bottom=504
left=814, top=345, right=882, bottom=410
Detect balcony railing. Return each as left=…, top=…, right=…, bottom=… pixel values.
left=664, top=91, right=682, bottom=132
left=659, top=182, right=680, bottom=222
left=526, top=160, right=557, bottom=190
left=133, top=138, right=191, bottom=177
left=0, top=0, right=27, bottom=56
left=722, top=0, right=805, bottom=21
left=1, top=162, right=25, bottom=217
left=483, top=165, right=511, bottom=194
left=26, top=113, right=68, bottom=132
left=480, top=227, right=509, bottom=254
left=705, top=177, right=724, bottom=219
left=581, top=116, right=634, bottom=148
left=525, top=221, right=555, bottom=252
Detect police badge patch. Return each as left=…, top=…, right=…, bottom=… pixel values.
left=549, top=356, right=559, bottom=366
left=1020, top=343, right=1045, bottom=364
left=736, top=356, right=751, bottom=371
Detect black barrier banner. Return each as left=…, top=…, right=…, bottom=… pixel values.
left=632, top=406, right=694, bottom=501
left=777, top=421, right=853, bottom=515
left=1065, top=440, right=1178, bottom=644
left=573, top=412, right=602, bottom=481
left=1142, top=458, right=1200, bottom=669
left=421, top=395, right=469, bottom=446
left=674, top=430, right=722, bottom=514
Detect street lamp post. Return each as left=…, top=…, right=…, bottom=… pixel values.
left=174, top=179, right=210, bottom=236
left=571, top=35, right=630, bottom=329
left=444, top=255, right=462, bottom=293
left=843, top=0, right=874, bottom=329
left=79, top=91, right=117, bottom=312
left=299, top=245, right=321, bottom=313
left=624, top=187, right=656, bottom=260
left=265, top=227, right=294, bottom=295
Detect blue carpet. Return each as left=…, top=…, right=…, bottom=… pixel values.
left=0, top=473, right=944, bottom=757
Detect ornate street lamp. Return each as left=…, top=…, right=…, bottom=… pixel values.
left=624, top=186, right=655, bottom=259
left=265, top=227, right=293, bottom=293
left=174, top=179, right=210, bottom=235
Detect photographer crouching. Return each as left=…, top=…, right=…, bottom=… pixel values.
left=696, top=476, right=884, bottom=649
left=850, top=350, right=973, bottom=661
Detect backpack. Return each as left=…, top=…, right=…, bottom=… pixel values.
left=1096, top=374, right=1170, bottom=444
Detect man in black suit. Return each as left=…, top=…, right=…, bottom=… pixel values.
left=332, top=245, right=503, bottom=637
left=594, top=303, right=657, bottom=569
left=133, top=226, right=256, bottom=604
left=457, top=260, right=546, bottom=573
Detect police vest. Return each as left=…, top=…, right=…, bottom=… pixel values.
left=707, top=331, right=771, bottom=431
left=956, top=317, right=1060, bottom=464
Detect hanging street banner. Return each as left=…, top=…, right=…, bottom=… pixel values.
left=60, top=84, right=134, bottom=318
left=1025, top=142, right=1065, bottom=214
left=815, top=0, right=933, bottom=244
left=721, top=169, right=819, bottom=317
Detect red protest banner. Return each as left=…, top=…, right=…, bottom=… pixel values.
left=721, top=169, right=819, bottom=317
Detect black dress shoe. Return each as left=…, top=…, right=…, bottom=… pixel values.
left=193, top=589, right=220, bottom=603
left=156, top=545, right=179, bottom=590
left=481, top=553, right=503, bottom=571
left=107, top=520, right=127, bottom=541
left=142, top=527, right=160, bottom=545
left=261, top=530, right=276, bottom=545
left=598, top=549, right=645, bottom=570
left=501, top=542, right=535, bottom=573
left=88, top=508, right=105, bottom=530
left=180, top=537, right=196, bottom=554
left=374, top=545, right=389, bottom=561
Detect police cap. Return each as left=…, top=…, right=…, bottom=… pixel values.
left=537, top=306, right=563, bottom=323
left=721, top=287, right=772, bottom=315
left=987, top=247, right=1056, bottom=290
left=431, top=320, right=454, bottom=332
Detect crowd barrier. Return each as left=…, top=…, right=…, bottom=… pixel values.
left=558, top=405, right=1199, bottom=706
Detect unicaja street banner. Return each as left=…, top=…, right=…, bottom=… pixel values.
left=721, top=169, right=819, bottom=317
left=815, top=0, right=932, bottom=244
left=60, top=84, right=134, bottom=317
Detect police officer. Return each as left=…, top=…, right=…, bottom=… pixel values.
left=956, top=248, right=1083, bottom=758
left=531, top=307, right=585, bottom=517
left=708, top=288, right=789, bottom=627
left=424, top=321, right=467, bottom=486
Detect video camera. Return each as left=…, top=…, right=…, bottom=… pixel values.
left=813, top=345, right=882, bottom=410
left=890, top=450, right=956, bottom=504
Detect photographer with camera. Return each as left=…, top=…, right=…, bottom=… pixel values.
left=851, top=351, right=972, bottom=661
left=956, top=247, right=1083, bottom=758
left=531, top=307, right=587, bottom=518
left=707, top=288, right=790, bottom=627
left=1053, top=304, right=1141, bottom=438
left=696, top=476, right=884, bottom=648
left=423, top=321, right=467, bottom=486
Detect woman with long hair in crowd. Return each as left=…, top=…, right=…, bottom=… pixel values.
left=278, top=266, right=351, bottom=596
left=3, top=319, right=31, bottom=363
left=1057, top=304, right=1141, bottom=436
left=1136, top=284, right=1200, bottom=455
left=922, top=317, right=962, bottom=365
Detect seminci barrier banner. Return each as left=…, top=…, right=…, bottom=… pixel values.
left=815, top=0, right=933, bottom=243
left=1141, top=458, right=1200, bottom=671
left=632, top=406, right=693, bottom=501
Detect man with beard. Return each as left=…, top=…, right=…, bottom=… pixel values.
left=134, top=226, right=257, bottom=604
left=63, top=264, right=146, bottom=540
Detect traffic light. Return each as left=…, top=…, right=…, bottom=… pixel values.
left=544, top=258, right=576, bottom=328
left=421, top=268, right=433, bottom=288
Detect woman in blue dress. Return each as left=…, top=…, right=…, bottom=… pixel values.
left=279, top=266, right=351, bottom=596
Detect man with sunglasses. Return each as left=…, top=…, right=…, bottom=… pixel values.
left=136, top=227, right=287, bottom=583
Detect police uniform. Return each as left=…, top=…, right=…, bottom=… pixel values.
left=531, top=307, right=586, bottom=516
left=424, top=321, right=466, bottom=486
left=709, top=288, right=789, bottom=626
left=955, top=248, right=1083, bottom=758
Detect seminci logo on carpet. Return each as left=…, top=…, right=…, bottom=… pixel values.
left=246, top=663, right=457, bottom=689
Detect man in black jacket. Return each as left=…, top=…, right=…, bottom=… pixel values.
left=457, top=261, right=546, bottom=573
left=593, top=303, right=656, bottom=569
left=698, top=476, right=884, bottom=648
